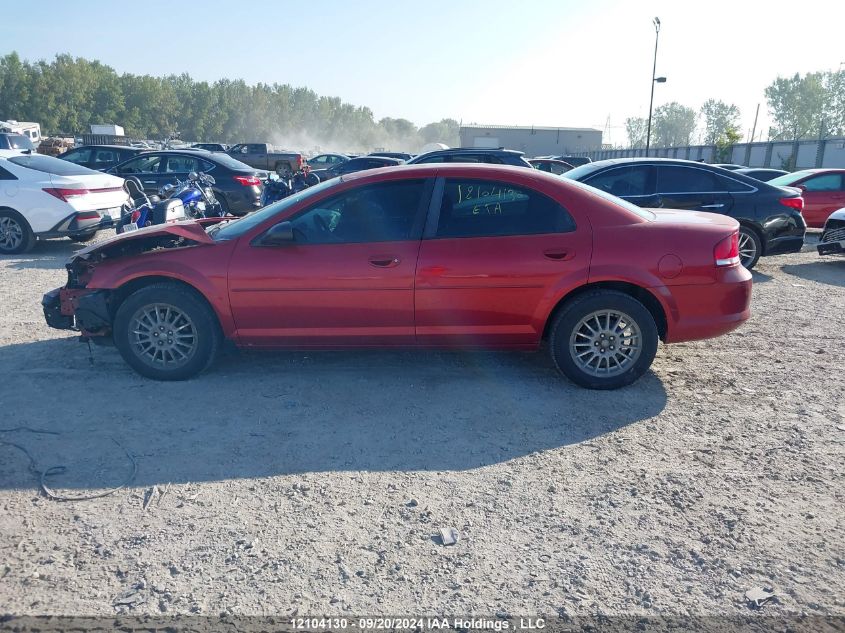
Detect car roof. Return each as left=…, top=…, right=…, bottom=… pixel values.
left=338, top=162, right=561, bottom=183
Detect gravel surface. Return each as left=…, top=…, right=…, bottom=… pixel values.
left=0, top=235, right=843, bottom=622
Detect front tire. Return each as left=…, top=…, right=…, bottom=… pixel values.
left=0, top=210, right=36, bottom=254
left=738, top=225, right=762, bottom=270
left=113, top=284, right=221, bottom=381
left=549, top=290, right=658, bottom=390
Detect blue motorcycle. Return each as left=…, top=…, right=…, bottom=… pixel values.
left=160, top=171, right=222, bottom=218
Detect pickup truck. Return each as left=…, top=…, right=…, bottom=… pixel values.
left=228, top=143, right=303, bottom=173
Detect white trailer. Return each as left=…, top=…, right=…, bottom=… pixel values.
left=0, top=120, right=42, bottom=144
left=90, top=124, right=125, bottom=136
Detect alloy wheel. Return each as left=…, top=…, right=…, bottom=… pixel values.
left=569, top=309, right=643, bottom=378
left=0, top=216, right=24, bottom=252
left=738, top=231, right=758, bottom=268
left=129, top=303, right=198, bottom=368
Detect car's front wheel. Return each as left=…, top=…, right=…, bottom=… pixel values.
left=113, top=283, right=221, bottom=380
left=0, top=210, right=36, bottom=255
left=549, top=290, right=658, bottom=390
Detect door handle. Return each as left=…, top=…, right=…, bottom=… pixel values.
left=701, top=203, right=725, bottom=209
left=368, top=256, right=400, bottom=268
left=144, top=180, right=157, bottom=185
left=544, top=249, right=575, bottom=261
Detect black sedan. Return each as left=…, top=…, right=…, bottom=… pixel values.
left=320, top=155, right=403, bottom=179
left=57, top=145, right=145, bottom=171
left=108, top=150, right=264, bottom=215
left=562, top=158, right=806, bottom=269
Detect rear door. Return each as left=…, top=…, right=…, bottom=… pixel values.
left=798, top=173, right=845, bottom=227
left=112, top=153, right=166, bottom=194
left=228, top=178, right=432, bottom=346
left=415, top=176, right=591, bottom=346
left=655, top=165, right=734, bottom=213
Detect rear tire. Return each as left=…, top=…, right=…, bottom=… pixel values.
left=113, top=283, right=221, bottom=381
left=549, top=290, right=658, bottom=390
left=0, top=210, right=36, bottom=254
left=738, top=225, right=762, bottom=270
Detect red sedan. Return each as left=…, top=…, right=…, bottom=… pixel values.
left=43, top=164, right=752, bottom=390
left=768, top=169, right=845, bottom=228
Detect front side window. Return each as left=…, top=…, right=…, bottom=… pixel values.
left=93, top=149, right=118, bottom=167
left=118, top=154, right=163, bottom=174
left=585, top=166, right=654, bottom=197
left=802, top=174, right=843, bottom=191
left=289, top=180, right=426, bottom=244
left=436, top=179, right=576, bottom=238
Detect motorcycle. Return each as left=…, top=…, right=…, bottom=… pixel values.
left=116, top=177, right=187, bottom=234
left=159, top=171, right=222, bottom=218
left=260, top=165, right=320, bottom=206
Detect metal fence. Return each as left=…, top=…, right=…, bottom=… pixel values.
left=583, top=137, right=845, bottom=169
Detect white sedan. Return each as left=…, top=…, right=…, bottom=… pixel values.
left=0, top=152, right=128, bottom=254
left=817, top=207, right=845, bottom=257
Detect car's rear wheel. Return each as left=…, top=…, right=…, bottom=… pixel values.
left=113, top=284, right=221, bottom=381
left=0, top=210, right=36, bottom=255
left=738, top=225, right=762, bottom=270
left=550, top=290, right=658, bottom=390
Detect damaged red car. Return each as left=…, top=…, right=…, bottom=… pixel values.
left=43, top=164, right=752, bottom=389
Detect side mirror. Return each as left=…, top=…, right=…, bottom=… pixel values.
left=259, top=221, right=294, bottom=245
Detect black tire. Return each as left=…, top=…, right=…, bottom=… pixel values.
left=738, top=225, right=762, bottom=270
left=69, top=230, right=98, bottom=243
left=113, top=283, right=221, bottom=381
left=549, top=290, right=658, bottom=390
left=305, top=171, right=321, bottom=186
left=215, top=192, right=230, bottom=217
left=0, top=209, right=36, bottom=254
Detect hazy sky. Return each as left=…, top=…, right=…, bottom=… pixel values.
left=6, top=0, right=844, bottom=145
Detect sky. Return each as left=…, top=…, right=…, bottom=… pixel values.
left=5, top=0, right=845, bottom=146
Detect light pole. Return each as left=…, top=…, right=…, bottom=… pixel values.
left=645, top=17, right=666, bottom=156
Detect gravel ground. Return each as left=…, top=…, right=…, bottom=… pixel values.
left=0, top=234, right=843, bottom=624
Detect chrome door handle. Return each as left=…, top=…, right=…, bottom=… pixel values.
left=144, top=180, right=157, bottom=184
left=701, top=203, right=725, bottom=209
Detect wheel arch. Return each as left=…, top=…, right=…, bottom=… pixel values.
left=737, top=220, right=766, bottom=255
left=542, top=281, right=669, bottom=342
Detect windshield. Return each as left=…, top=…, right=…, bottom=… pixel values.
left=766, top=170, right=815, bottom=187
left=8, top=154, right=101, bottom=175
left=212, top=177, right=340, bottom=240
left=563, top=178, right=656, bottom=220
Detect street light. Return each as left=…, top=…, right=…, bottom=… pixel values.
left=645, top=17, right=666, bottom=156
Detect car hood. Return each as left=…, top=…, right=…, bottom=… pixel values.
left=69, top=220, right=214, bottom=263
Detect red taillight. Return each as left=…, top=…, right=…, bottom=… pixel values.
left=780, top=196, right=804, bottom=212
left=297, top=155, right=304, bottom=169
left=43, top=187, right=89, bottom=202
left=714, top=232, right=740, bottom=267
left=130, top=210, right=141, bottom=223
left=233, top=175, right=261, bottom=186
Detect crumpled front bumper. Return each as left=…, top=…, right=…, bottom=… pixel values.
left=42, top=287, right=112, bottom=333
left=42, top=288, right=74, bottom=330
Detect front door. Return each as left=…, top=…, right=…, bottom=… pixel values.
left=228, top=178, right=431, bottom=346
left=113, top=153, right=166, bottom=195
left=415, top=177, right=591, bottom=347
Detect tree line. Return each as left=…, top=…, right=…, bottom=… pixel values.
left=624, top=70, right=845, bottom=149
left=0, top=52, right=460, bottom=151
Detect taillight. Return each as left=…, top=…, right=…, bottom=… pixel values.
left=233, top=175, right=261, bottom=186
left=130, top=210, right=141, bottom=223
left=43, top=187, right=89, bottom=201
left=714, top=232, right=739, bottom=267
left=297, top=155, right=304, bottom=169
left=780, top=196, right=804, bottom=212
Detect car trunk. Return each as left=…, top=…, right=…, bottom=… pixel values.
left=50, top=173, right=128, bottom=217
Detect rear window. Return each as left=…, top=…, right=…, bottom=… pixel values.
left=1, top=133, right=35, bottom=151
left=207, top=152, right=256, bottom=171
left=8, top=154, right=100, bottom=176
left=564, top=179, right=656, bottom=220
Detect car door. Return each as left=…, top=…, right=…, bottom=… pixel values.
left=415, top=176, right=591, bottom=347
left=160, top=154, right=206, bottom=187
left=112, top=154, right=165, bottom=195
left=582, top=165, right=658, bottom=206
left=654, top=165, right=734, bottom=213
left=798, top=173, right=845, bottom=227
left=227, top=178, right=432, bottom=346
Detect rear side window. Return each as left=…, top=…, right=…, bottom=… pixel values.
left=436, top=179, right=576, bottom=238
left=657, top=166, right=722, bottom=192
left=8, top=154, right=99, bottom=176
left=585, top=166, right=654, bottom=197
left=0, top=165, right=17, bottom=180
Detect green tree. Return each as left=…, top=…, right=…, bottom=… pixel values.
left=765, top=71, right=828, bottom=140
left=652, top=102, right=697, bottom=147
left=714, top=125, right=742, bottom=162
left=700, top=99, right=740, bottom=145
left=419, top=118, right=460, bottom=147
left=624, top=116, right=648, bottom=148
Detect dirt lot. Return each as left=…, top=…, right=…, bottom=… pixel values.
left=0, top=235, right=843, bottom=623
